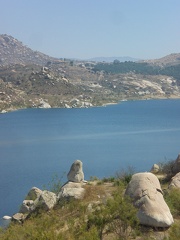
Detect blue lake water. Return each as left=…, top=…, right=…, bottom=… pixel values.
left=0, top=99, right=180, bottom=221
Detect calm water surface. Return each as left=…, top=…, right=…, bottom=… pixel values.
left=0, top=99, right=180, bottom=220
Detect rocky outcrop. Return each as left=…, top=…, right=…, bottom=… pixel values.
left=58, top=181, right=86, bottom=200
left=0, top=34, right=59, bottom=66
left=169, top=172, right=180, bottom=189
left=38, top=190, right=57, bottom=211
left=125, top=172, right=174, bottom=228
left=12, top=187, right=57, bottom=223
left=58, top=160, right=86, bottom=200
left=11, top=161, right=86, bottom=223
left=67, top=160, right=84, bottom=183
left=25, top=187, right=42, bottom=200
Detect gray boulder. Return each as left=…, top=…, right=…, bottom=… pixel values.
left=19, top=200, right=35, bottom=214
left=12, top=213, right=27, bottom=224
left=13, top=187, right=57, bottom=223
left=58, top=181, right=86, bottom=200
left=169, top=172, right=180, bottom=189
left=67, top=160, right=84, bottom=182
left=125, top=172, right=173, bottom=228
left=25, top=187, right=42, bottom=200
left=150, top=164, right=160, bottom=174
left=37, top=190, right=57, bottom=211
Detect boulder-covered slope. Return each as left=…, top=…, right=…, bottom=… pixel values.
left=0, top=34, right=180, bottom=113
left=0, top=34, right=59, bottom=66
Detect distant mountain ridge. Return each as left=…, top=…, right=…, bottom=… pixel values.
left=87, top=56, right=140, bottom=63
left=1, top=34, right=180, bottom=66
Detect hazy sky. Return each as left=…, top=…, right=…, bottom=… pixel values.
left=0, top=0, right=180, bottom=59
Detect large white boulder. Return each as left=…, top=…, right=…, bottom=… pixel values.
left=67, top=160, right=84, bottom=183
left=125, top=172, right=173, bottom=228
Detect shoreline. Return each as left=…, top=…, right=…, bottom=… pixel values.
left=1, top=96, right=180, bottom=114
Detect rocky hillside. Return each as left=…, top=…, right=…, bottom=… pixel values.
left=0, top=34, right=180, bottom=113
left=141, top=53, right=180, bottom=67
left=0, top=34, right=59, bottom=66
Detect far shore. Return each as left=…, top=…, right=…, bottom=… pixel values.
left=1, top=96, right=180, bottom=114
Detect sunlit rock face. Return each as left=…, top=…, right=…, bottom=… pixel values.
left=125, top=172, right=174, bottom=228
left=67, top=160, right=84, bottom=183
left=58, top=160, right=86, bottom=200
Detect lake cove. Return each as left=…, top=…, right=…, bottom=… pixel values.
left=0, top=99, right=180, bottom=219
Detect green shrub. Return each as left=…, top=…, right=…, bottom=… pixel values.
left=77, top=226, right=99, bottom=240
left=115, top=166, right=135, bottom=186
left=89, top=176, right=99, bottom=181
left=87, top=185, right=139, bottom=240
left=102, top=177, right=115, bottom=183
left=164, top=223, right=180, bottom=240
left=164, top=188, right=180, bottom=217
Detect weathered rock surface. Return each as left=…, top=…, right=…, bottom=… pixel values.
left=12, top=213, right=27, bottom=224
left=150, top=164, right=160, bottom=174
left=58, top=181, right=86, bottom=200
left=169, top=172, right=180, bottom=189
left=172, top=154, right=180, bottom=174
left=19, top=200, right=35, bottom=214
left=67, top=160, right=84, bottom=183
left=37, top=190, right=57, bottom=211
left=125, top=172, right=174, bottom=228
left=58, top=160, right=86, bottom=200
left=25, top=187, right=42, bottom=200
left=13, top=187, right=57, bottom=223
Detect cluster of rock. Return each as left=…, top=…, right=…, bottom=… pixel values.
left=11, top=160, right=86, bottom=223
left=5, top=155, right=180, bottom=229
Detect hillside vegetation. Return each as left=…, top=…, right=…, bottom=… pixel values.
left=0, top=34, right=180, bottom=112
left=1, top=170, right=180, bottom=240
